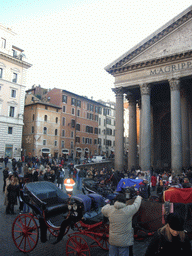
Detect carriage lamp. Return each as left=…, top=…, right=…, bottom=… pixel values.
left=68, top=204, right=72, bottom=210
left=73, top=203, right=78, bottom=211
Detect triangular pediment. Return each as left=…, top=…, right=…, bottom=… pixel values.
left=105, top=5, right=192, bottom=73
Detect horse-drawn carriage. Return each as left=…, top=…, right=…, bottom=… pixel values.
left=12, top=181, right=109, bottom=254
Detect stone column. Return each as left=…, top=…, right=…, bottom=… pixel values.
left=140, top=83, right=151, bottom=172
left=169, top=78, right=182, bottom=174
left=127, top=94, right=137, bottom=170
left=188, top=91, right=192, bottom=166
left=180, top=88, right=190, bottom=168
left=113, top=87, right=124, bottom=172
left=138, top=99, right=141, bottom=168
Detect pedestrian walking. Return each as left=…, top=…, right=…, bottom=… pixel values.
left=6, top=176, right=20, bottom=214
left=57, top=166, right=65, bottom=189
left=101, top=194, right=142, bottom=256
left=145, top=213, right=192, bottom=256
left=3, top=167, right=9, bottom=192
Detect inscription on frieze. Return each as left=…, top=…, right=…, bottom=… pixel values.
left=150, top=61, right=192, bottom=76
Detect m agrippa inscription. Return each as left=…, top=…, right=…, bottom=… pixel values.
left=150, top=61, right=192, bottom=75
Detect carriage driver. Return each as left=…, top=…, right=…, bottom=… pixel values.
left=101, top=193, right=142, bottom=256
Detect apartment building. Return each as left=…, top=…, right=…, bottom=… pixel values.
left=97, top=100, right=116, bottom=158
left=45, top=88, right=106, bottom=161
left=0, top=24, right=32, bottom=159
left=22, top=94, right=61, bottom=158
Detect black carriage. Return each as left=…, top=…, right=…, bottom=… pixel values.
left=12, top=181, right=109, bottom=254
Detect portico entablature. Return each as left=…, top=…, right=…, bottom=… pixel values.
left=114, top=56, right=192, bottom=88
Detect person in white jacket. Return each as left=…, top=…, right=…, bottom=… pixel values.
left=101, top=193, right=142, bottom=256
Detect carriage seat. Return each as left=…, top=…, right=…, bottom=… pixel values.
left=71, top=193, right=105, bottom=224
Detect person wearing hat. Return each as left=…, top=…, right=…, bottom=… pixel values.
left=101, top=193, right=142, bottom=256
left=145, top=212, right=191, bottom=256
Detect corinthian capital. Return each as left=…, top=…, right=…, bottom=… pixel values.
left=169, top=78, right=180, bottom=91
left=112, top=87, right=124, bottom=96
left=140, top=83, right=151, bottom=95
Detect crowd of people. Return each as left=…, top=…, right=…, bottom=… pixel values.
left=1, top=155, right=192, bottom=255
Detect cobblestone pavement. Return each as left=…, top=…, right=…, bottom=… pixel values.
left=0, top=163, right=153, bottom=256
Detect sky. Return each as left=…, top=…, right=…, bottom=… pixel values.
left=1, top=0, right=192, bottom=101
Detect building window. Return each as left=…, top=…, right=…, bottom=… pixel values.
left=95, top=115, right=98, bottom=121
left=54, top=140, right=57, bottom=146
left=45, top=106, right=48, bottom=110
left=12, top=73, right=17, bottom=83
left=32, top=126, right=34, bottom=134
left=76, top=137, right=80, bottom=143
left=8, top=127, right=13, bottom=134
left=71, top=98, right=76, bottom=106
left=43, top=127, right=47, bottom=134
left=61, top=140, right=65, bottom=148
left=87, top=113, right=89, bottom=119
left=89, top=138, right=92, bottom=144
left=76, top=123, right=80, bottom=131
left=71, top=119, right=75, bottom=128
left=43, top=139, right=46, bottom=145
left=11, top=89, right=16, bottom=98
left=94, top=128, right=98, bottom=134
left=71, top=131, right=74, bottom=138
left=62, top=95, right=67, bottom=103
left=1, top=38, right=6, bottom=48
left=0, top=68, right=3, bottom=78
left=62, top=129, right=65, bottom=137
left=85, top=138, right=89, bottom=144
left=82, top=137, right=85, bottom=144
left=55, top=129, right=58, bottom=136
left=56, top=117, right=58, bottom=123
left=62, top=106, right=66, bottom=112
left=90, top=104, right=94, bottom=112
left=72, top=108, right=75, bottom=115
left=94, top=139, right=97, bottom=145
left=9, top=106, right=15, bottom=117
left=98, top=138, right=101, bottom=145
left=44, top=115, right=47, bottom=121
left=90, top=113, right=93, bottom=120
left=77, top=109, right=80, bottom=117
left=62, top=117, right=65, bottom=126
left=77, top=100, right=81, bottom=107
left=106, top=118, right=111, bottom=125
left=70, top=141, right=74, bottom=149
left=32, top=114, right=35, bottom=121
left=56, top=108, right=58, bottom=112
left=86, top=126, right=93, bottom=133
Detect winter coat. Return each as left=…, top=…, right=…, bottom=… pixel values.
left=101, top=196, right=142, bottom=247
left=151, top=175, right=157, bottom=187
left=145, top=229, right=191, bottom=256
left=57, top=169, right=65, bottom=184
left=7, top=183, right=20, bottom=205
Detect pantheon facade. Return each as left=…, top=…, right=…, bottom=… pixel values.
left=105, top=6, right=192, bottom=174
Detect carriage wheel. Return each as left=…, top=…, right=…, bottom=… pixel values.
left=66, top=235, right=91, bottom=256
left=92, top=224, right=109, bottom=250
left=12, top=214, right=39, bottom=253
left=92, top=233, right=109, bottom=250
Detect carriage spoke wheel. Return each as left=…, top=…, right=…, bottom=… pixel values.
left=91, top=225, right=109, bottom=250
left=66, top=235, right=90, bottom=256
left=12, top=214, right=39, bottom=253
left=92, top=233, right=109, bottom=250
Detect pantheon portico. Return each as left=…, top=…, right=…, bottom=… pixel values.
left=105, top=6, right=192, bottom=174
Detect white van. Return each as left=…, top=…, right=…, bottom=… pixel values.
left=91, top=156, right=106, bottom=163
